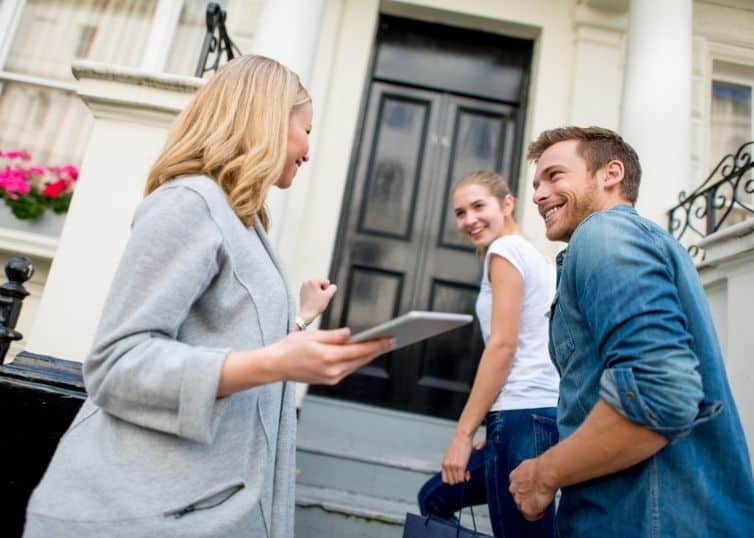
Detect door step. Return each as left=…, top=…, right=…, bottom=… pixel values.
left=295, top=483, right=493, bottom=537
left=297, top=483, right=412, bottom=525
left=295, top=396, right=493, bottom=537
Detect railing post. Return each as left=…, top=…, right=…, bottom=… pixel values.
left=0, top=256, right=34, bottom=361
left=706, top=187, right=717, bottom=236
left=194, top=2, right=238, bottom=78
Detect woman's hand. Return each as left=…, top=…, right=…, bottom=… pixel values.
left=441, top=431, right=474, bottom=485
left=218, top=328, right=393, bottom=396
left=270, top=328, right=392, bottom=385
left=299, top=278, right=337, bottom=324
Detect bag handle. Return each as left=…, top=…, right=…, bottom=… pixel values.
left=455, top=480, right=479, bottom=537
left=419, top=479, right=481, bottom=536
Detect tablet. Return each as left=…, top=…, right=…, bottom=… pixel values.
left=348, top=311, right=473, bottom=351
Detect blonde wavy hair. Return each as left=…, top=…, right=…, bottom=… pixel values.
left=145, top=55, right=311, bottom=229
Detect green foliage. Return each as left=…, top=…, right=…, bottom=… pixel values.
left=2, top=188, right=74, bottom=220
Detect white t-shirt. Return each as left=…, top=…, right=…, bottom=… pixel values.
left=476, top=235, right=559, bottom=411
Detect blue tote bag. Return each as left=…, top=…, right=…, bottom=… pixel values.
left=402, top=506, right=493, bottom=538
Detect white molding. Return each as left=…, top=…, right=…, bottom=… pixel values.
left=72, top=60, right=201, bottom=125
left=0, top=228, right=57, bottom=259
left=584, top=0, right=628, bottom=12
left=707, top=42, right=754, bottom=71
left=696, top=218, right=754, bottom=271
left=574, top=3, right=627, bottom=34
left=695, top=0, right=754, bottom=13
left=72, top=60, right=203, bottom=93
left=0, top=70, right=77, bottom=92
left=694, top=1, right=754, bottom=49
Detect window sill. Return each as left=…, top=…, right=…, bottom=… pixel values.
left=0, top=227, right=58, bottom=260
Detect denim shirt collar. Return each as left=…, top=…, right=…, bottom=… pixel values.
left=555, top=205, right=636, bottom=285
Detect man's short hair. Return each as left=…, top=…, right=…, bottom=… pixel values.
left=526, top=126, right=642, bottom=203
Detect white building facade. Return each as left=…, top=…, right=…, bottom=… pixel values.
left=1, top=0, right=753, bottom=533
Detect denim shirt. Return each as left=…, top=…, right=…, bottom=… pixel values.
left=550, top=205, right=754, bottom=538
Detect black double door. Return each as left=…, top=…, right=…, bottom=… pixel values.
left=313, top=16, right=531, bottom=419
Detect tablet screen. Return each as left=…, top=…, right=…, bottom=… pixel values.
left=348, top=311, right=473, bottom=351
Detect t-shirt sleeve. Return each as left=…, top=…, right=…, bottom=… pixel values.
left=486, top=236, right=526, bottom=280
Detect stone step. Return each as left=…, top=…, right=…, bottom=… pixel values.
left=295, top=396, right=493, bottom=536
left=295, top=483, right=493, bottom=538
left=297, top=395, right=449, bottom=502
left=297, top=395, right=457, bottom=466
left=296, top=441, right=433, bottom=503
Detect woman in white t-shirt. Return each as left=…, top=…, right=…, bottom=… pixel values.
left=417, top=170, right=559, bottom=538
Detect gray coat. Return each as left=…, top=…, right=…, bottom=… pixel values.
left=24, top=176, right=297, bottom=537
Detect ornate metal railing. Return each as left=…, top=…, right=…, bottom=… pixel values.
left=194, top=2, right=241, bottom=78
left=668, top=140, right=754, bottom=259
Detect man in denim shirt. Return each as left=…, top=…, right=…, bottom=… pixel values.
left=508, top=126, right=754, bottom=537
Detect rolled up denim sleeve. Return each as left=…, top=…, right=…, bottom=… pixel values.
left=570, top=214, right=705, bottom=442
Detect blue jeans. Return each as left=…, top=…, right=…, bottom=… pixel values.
left=418, top=408, right=558, bottom=538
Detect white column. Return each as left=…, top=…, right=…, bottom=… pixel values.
left=24, top=62, right=199, bottom=361
left=141, top=0, right=184, bottom=73
left=620, top=0, right=692, bottom=226
left=251, top=0, right=325, bottom=86
left=0, top=0, right=26, bottom=68
left=250, top=0, right=326, bottom=250
left=250, top=0, right=326, bottom=408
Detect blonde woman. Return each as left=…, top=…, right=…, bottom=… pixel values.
left=24, top=56, right=391, bottom=537
left=418, top=171, right=559, bottom=537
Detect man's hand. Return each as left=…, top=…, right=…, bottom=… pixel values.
left=508, top=457, right=557, bottom=521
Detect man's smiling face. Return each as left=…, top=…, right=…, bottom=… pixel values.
left=532, top=139, right=605, bottom=242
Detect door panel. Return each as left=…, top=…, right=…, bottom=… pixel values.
left=358, top=95, right=430, bottom=239
left=406, top=97, right=518, bottom=415
left=438, top=99, right=518, bottom=251
left=323, top=82, right=445, bottom=400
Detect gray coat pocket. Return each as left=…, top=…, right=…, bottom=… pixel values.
left=163, top=481, right=245, bottom=519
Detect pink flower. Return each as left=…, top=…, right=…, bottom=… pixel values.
left=3, top=150, right=31, bottom=161
left=43, top=179, right=67, bottom=198
left=61, top=164, right=79, bottom=181
left=24, top=166, right=46, bottom=178
left=0, top=168, right=32, bottom=198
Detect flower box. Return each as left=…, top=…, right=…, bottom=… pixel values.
left=0, top=149, right=77, bottom=238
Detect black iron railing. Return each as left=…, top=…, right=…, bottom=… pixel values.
left=668, top=140, right=754, bottom=259
left=0, top=256, right=33, bottom=362
left=194, top=2, right=241, bottom=78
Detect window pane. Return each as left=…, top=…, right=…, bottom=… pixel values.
left=710, top=80, right=752, bottom=160
left=165, top=0, right=260, bottom=77
left=4, top=0, right=157, bottom=81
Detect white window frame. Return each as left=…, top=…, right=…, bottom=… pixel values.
left=710, top=65, right=754, bottom=149
left=703, top=42, right=754, bottom=176
left=0, top=0, right=187, bottom=258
